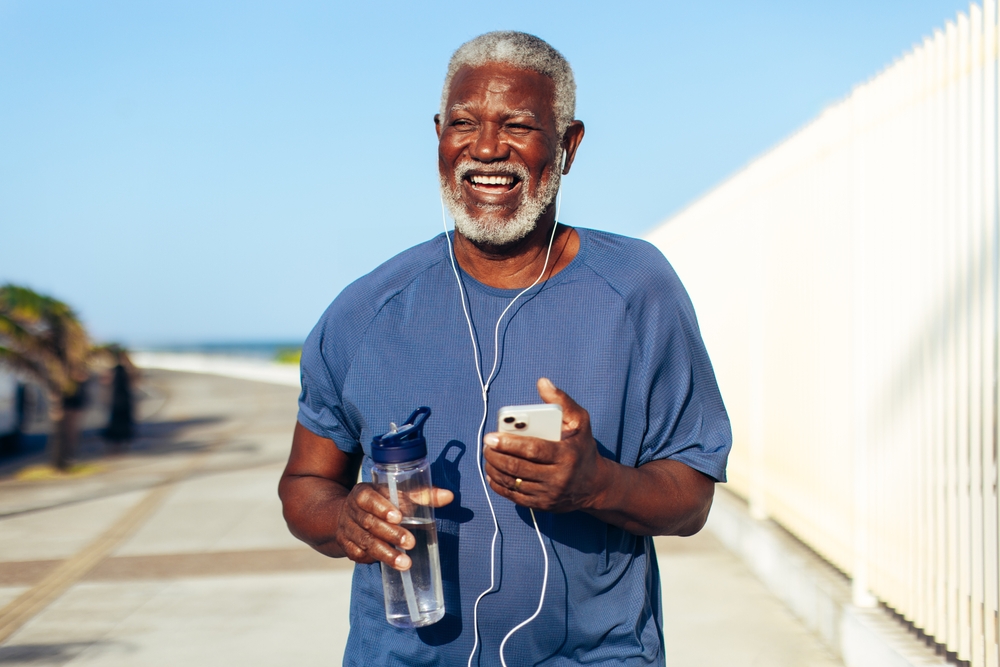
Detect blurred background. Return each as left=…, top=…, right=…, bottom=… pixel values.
left=1, top=1, right=994, bottom=666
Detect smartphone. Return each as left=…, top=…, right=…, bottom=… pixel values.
left=497, top=404, right=562, bottom=441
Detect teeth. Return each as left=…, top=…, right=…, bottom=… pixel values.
left=470, top=174, right=515, bottom=186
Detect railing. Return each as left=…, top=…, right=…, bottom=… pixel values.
left=646, top=3, right=999, bottom=665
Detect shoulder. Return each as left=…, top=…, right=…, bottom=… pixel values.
left=317, top=234, right=450, bottom=331
left=298, top=233, right=451, bottom=439
left=576, top=228, right=692, bottom=314
left=303, top=234, right=450, bottom=372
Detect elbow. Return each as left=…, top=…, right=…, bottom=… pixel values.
left=667, top=483, right=715, bottom=537
left=277, top=478, right=298, bottom=535
left=672, top=500, right=711, bottom=536
left=277, top=473, right=296, bottom=522
left=277, top=473, right=310, bottom=542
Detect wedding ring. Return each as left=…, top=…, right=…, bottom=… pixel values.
left=514, top=477, right=523, bottom=491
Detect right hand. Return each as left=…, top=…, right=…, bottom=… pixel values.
left=336, top=483, right=454, bottom=571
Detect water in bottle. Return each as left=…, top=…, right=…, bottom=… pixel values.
left=371, top=407, right=445, bottom=628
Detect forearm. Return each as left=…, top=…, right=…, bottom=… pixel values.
left=583, top=458, right=715, bottom=536
left=278, top=474, right=352, bottom=558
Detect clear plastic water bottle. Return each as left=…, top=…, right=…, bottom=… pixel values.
left=371, top=407, right=445, bottom=628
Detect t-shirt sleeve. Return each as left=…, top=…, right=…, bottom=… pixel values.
left=632, top=254, right=732, bottom=482
left=296, top=293, right=370, bottom=456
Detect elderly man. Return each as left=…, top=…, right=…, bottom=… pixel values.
left=279, top=31, right=731, bottom=666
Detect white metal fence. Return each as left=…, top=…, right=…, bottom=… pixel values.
left=647, top=3, right=999, bottom=664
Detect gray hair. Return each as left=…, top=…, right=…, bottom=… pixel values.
left=440, top=31, right=576, bottom=138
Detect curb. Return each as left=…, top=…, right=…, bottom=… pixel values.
left=706, top=488, right=949, bottom=667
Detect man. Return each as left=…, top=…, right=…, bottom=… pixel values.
left=279, top=31, right=731, bottom=666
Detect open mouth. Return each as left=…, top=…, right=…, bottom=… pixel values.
left=464, top=172, right=521, bottom=194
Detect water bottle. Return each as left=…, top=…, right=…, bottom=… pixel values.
left=371, top=406, right=445, bottom=628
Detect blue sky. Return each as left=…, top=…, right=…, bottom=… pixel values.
left=0, top=0, right=974, bottom=344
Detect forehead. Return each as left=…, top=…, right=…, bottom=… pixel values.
left=445, top=63, right=556, bottom=122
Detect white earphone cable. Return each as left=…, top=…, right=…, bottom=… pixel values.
left=441, top=202, right=501, bottom=667
left=497, top=183, right=563, bottom=667
left=443, top=164, right=564, bottom=667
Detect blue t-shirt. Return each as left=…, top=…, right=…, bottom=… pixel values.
left=298, top=228, right=731, bottom=666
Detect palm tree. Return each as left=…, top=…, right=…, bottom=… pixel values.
left=0, top=284, right=92, bottom=469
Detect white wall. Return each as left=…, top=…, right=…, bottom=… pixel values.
left=647, top=3, right=999, bottom=665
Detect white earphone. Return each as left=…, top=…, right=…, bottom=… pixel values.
left=441, top=148, right=566, bottom=667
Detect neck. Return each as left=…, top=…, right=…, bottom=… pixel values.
left=453, top=210, right=579, bottom=289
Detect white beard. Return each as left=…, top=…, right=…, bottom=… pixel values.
left=440, top=150, right=562, bottom=246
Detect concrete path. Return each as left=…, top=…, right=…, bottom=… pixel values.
left=0, top=370, right=844, bottom=666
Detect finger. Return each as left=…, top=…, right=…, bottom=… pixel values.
left=484, top=462, right=514, bottom=490
left=485, top=450, right=549, bottom=483
left=341, top=538, right=377, bottom=564
left=486, top=474, right=517, bottom=500
left=486, top=474, right=534, bottom=502
left=485, top=469, right=526, bottom=496
left=342, top=533, right=410, bottom=569
left=537, top=376, right=579, bottom=412
left=483, top=458, right=543, bottom=489
left=353, top=485, right=403, bottom=523
left=486, top=475, right=505, bottom=498
left=484, top=432, right=557, bottom=463
left=537, top=377, right=586, bottom=433
left=345, top=519, right=415, bottom=569
left=406, top=487, right=455, bottom=507
left=348, top=504, right=415, bottom=549
left=365, top=540, right=412, bottom=570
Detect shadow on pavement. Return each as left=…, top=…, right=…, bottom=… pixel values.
left=0, top=641, right=123, bottom=664
left=1, top=370, right=228, bottom=470
left=80, top=416, right=227, bottom=457
left=0, top=416, right=227, bottom=478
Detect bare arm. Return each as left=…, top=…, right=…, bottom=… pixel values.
left=583, top=457, right=714, bottom=536
left=278, top=422, right=453, bottom=569
left=482, top=378, right=716, bottom=536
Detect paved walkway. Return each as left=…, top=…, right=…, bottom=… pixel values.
left=0, top=370, right=844, bottom=666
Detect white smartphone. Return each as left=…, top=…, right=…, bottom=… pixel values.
left=497, top=404, right=562, bottom=441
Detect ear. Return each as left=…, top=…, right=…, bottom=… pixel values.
left=434, top=114, right=442, bottom=140
left=560, top=121, right=585, bottom=175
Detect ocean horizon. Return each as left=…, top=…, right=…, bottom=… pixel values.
left=134, top=341, right=303, bottom=360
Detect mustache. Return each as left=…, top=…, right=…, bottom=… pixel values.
left=453, top=161, right=530, bottom=183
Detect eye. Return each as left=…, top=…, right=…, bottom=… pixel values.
left=450, top=118, right=474, bottom=130
left=504, top=123, right=534, bottom=136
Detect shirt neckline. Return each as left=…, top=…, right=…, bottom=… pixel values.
left=443, top=227, right=590, bottom=299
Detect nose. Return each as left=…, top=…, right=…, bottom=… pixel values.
left=471, top=121, right=509, bottom=162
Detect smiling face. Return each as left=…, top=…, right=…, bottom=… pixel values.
left=436, top=63, right=563, bottom=247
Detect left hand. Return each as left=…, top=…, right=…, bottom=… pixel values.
left=483, top=378, right=607, bottom=513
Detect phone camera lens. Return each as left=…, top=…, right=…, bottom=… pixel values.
left=503, top=416, right=515, bottom=424
left=515, top=422, right=527, bottom=430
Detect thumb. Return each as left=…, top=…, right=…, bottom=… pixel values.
left=538, top=378, right=587, bottom=435
left=408, top=487, right=455, bottom=507
left=537, top=376, right=559, bottom=401
left=430, top=487, right=455, bottom=507
left=537, top=377, right=582, bottom=416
